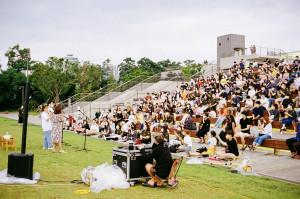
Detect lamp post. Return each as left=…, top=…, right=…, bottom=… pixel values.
left=19, top=86, right=24, bottom=106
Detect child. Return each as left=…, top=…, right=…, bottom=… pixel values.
left=186, top=131, right=217, bottom=157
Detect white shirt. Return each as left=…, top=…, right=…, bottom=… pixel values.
left=245, top=99, right=253, bottom=108
left=219, top=99, right=227, bottom=107
left=90, top=123, right=99, bottom=132
left=209, top=111, right=217, bottom=118
left=41, top=112, right=52, bottom=131
left=261, top=123, right=272, bottom=137
left=208, top=137, right=217, bottom=148
left=184, top=135, right=193, bottom=147
left=248, top=89, right=256, bottom=99
left=260, top=97, right=269, bottom=110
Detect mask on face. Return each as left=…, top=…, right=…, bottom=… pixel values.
left=177, top=127, right=181, bottom=131
left=225, top=135, right=229, bottom=140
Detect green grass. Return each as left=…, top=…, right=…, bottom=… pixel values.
left=0, top=116, right=299, bottom=199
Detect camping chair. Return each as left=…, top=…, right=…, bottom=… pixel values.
left=156, top=156, right=183, bottom=191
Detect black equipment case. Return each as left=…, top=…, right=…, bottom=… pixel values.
left=112, top=147, right=153, bottom=181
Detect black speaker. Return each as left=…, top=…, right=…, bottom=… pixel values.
left=7, top=153, right=34, bottom=180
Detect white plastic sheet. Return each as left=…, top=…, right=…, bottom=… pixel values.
left=0, top=169, right=40, bottom=184
left=81, top=162, right=130, bottom=193
left=186, top=158, right=204, bottom=165
left=236, top=156, right=257, bottom=176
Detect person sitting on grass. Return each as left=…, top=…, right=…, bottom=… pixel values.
left=86, top=120, right=100, bottom=135
left=251, top=117, right=272, bottom=151
left=186, top=131, right=217, bottom=157
left=234, top=111, right=251, bottom=150
left=286, top=120, right=300, bottom=159
left=138, top=135, right=173, bottom=188
left=174, top=129, right=192, bottom=153
left=216, top=130, right=239, bottom=160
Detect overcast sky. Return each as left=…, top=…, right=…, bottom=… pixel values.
left=0, top=0, right=299, bottom=69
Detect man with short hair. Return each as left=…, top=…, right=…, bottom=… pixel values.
left=234, top=111, right=251, bottom=150
left=252, top=101, right=264, bottom=126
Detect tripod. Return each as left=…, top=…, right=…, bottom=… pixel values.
left=76, top=110, right=91, bottom=152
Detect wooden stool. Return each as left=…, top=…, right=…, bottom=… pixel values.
left=0, top=136, right=3, bottom=147
left=2, top=137, right=17, bottom=152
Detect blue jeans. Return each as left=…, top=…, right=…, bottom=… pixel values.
left=215, top=116, right=227, bottom=128
left=179, top=145, right=191, bottom=152
left=296, top=109, right=300, bottom=119
left=254, top=134, right=271, bottom=146
left=43, top=130, right=52, bottom=149
left=268, top=98, right=275, bottom=107
left=282, top=118, right=294, bottom=126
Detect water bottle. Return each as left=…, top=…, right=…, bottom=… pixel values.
left=6, top=132, right=9, bottom=136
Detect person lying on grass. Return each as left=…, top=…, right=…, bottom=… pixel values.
left=216, top=130, right=239, bottom=160
left=186, top=131, right=217, bottom=157
left=138, top=135, right=173, bottom=188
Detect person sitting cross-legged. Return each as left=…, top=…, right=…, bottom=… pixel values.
left=138, top=135, right=173, bottom=188
left=186, top=131, right=217, bottom=157
left=216, top=130, right=239, bottom=160
left=175, top=129, right=192, bottom=152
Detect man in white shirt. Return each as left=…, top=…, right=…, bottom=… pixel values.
left=176, top=130, right=192, bottom=152
left=248, top=86, right=256, bottom=101
left=260, top=94, right=269, bottom=110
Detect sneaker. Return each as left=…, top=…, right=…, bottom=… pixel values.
left=294, top=155, right=300, bottom=159
left=290, top=152, right=297, bottom=157
left=43, top=147, right=46, bottom=149
left=48, top=148, right=53, bottom=150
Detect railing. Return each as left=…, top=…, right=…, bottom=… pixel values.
left=60, top=74, right=152, bottom=109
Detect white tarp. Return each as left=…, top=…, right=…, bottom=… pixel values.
left=81, top=162, right=130, bottom=193
left=0, top=169, right=40, bottom=184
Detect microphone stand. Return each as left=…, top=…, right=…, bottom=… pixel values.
left=61, top=114, right=71, bottom=146
left=76, top=110, right=92, bottom=152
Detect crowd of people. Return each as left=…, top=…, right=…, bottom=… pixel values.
left=39, top=56, right=300, bottom=159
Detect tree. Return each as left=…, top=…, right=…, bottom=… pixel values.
left=30, top=57, right=78, bottom=104
left=157, top=59, right=181, bottom=71
left=0, top=68, right=26, bottom=110
left=118, top=57, right=136, bottom=82
left=180, top=60, right=204, bottom=76
left=137, top=57, right=162, bottom=74
left=5, top=44, right=33, bottom=72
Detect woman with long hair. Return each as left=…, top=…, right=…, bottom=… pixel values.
left=251, top=117, right=272, bottom=150
left=51, top=105, right=66, bottom=153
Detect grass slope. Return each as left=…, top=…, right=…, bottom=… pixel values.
left=0, top=116, right=299, bottom=199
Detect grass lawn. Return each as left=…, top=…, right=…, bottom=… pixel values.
left=0, top=116, right=299, bottom=199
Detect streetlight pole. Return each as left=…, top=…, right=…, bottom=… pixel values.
left=19, top=86, right=24, bottom=106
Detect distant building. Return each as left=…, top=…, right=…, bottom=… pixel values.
left=217, top=34, right=294, bottom=70
left=217, top=34, right=246, bottom=70
left=64, top=54, right=79, bottom=63
left=105, top=63, right=119, bottom=81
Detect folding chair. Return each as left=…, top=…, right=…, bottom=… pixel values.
left=157, top=156, right=183, bottom=191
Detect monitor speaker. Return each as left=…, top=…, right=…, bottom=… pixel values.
left=7, top=153, right=34, bottom=180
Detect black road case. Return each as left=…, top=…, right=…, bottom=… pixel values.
left=112, top=147, right=153, bottom=181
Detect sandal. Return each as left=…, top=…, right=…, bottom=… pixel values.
left=142, top=181, right=155, bottom=188
left=59, top=150, right=67, bottom=153
left=52, top=150, right=58, bottom=153
left=156, top=183, right=165, bottom=188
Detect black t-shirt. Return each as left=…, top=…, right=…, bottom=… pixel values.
left=226, top=138, right=239, bottom=156
left=240, top=118, right=250, bottom=134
